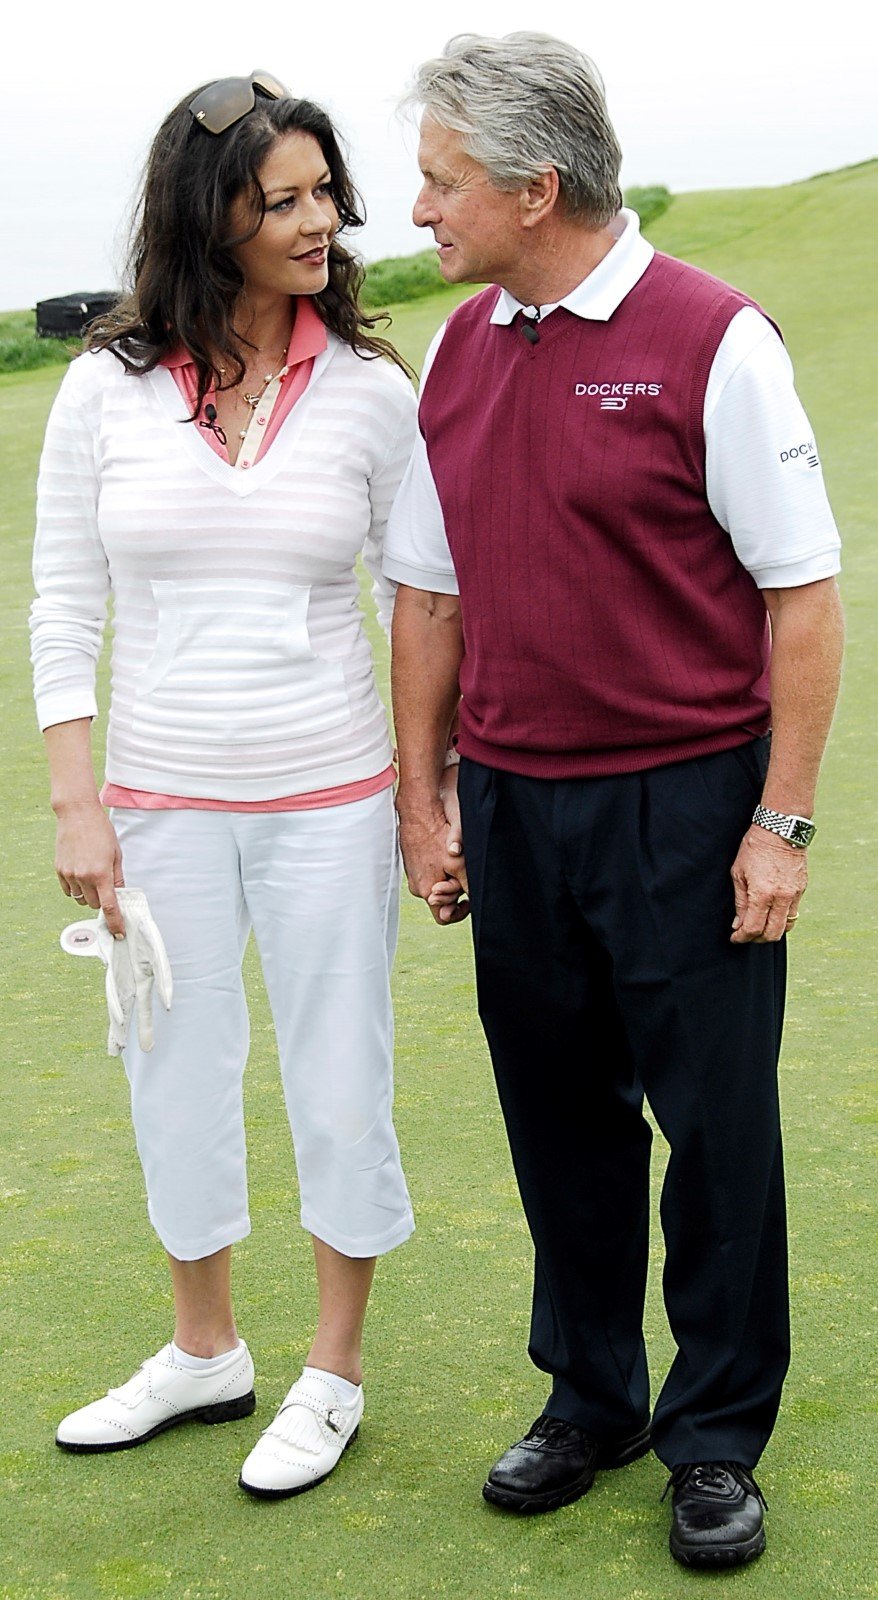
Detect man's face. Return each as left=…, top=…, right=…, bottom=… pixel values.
left=413, top=115, right=524, bottom=285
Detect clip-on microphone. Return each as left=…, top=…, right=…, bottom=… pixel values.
left=200, top=403, right=228, bottom=447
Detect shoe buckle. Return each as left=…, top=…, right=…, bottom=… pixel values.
left=325, top=1408, right=344, bottom=1435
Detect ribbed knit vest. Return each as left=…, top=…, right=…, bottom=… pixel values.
left=419, top=253, right=775, bottom=778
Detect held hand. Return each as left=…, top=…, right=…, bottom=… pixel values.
left=426, top=767, right=470, bottom=923
left=398, top=802, right=470, bottom=926
left=427, top=875, right=469, bottom=924
left=439, top=765, right=468, bottom=894
left=730, top=825, right=808, bottom=943
left=55, top=801, right=126, bottom=937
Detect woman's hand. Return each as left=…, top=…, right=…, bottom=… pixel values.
left=55, top=800, right=126, bottom=937
left=425, top=765, right=469, bottom=924
left=439, top=764, right=467, bottom=892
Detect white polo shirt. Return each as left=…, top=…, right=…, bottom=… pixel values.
left=383, top=210, right=841, bottom=595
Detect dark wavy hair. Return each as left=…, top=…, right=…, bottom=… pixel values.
left=87, top=85, right=411, bottom=407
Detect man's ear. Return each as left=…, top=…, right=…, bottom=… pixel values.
left=519, top=167, right=561, bottom=229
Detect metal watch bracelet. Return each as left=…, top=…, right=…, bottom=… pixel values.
left=752, top=805, right=816, bottom=849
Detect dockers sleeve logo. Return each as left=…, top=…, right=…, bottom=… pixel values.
left=574, top=381, right=663, bottom=412
left=779, top=440, right=819, bottom=467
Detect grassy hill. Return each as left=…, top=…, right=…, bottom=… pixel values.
left=1, top=162, right=876, bottom=1600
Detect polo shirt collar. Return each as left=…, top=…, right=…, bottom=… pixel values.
left=163, top=295, right=328, bottom=371
left=488, top=208, right=654, bottom=326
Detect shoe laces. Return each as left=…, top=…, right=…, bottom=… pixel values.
left=524, top=1415, right=584, bottom=1446
left=662, top=1461, right=767, bottom=1507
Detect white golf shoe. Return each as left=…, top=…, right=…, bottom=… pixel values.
left=55, top=1341, right=256, bottom=1452
left=239, top=1366, right=363, bottom=1498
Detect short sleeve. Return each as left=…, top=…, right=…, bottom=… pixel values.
left=705, top=309, right=841, bottom=589
left=382, top=323, right=459, bottom=595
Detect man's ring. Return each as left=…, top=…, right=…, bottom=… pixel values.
left=785, top=912, right=799, bottom=923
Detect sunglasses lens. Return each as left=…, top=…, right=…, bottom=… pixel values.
left=250, top=71, right=290, bottom=100
left=188, top=71, right=289, bottom=135
left=189, top=78, right=255, bottom=136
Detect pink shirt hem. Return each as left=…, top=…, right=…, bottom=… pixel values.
left=100, top=766, right=397, bottom=813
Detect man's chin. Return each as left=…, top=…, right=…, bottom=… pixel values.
left=437, top=249, right=475, bottom=285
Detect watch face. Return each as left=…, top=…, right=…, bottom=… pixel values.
left=787, top=817, right=816, bottom=848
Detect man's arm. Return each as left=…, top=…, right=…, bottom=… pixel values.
left=391, top=583, right=468, bottom=925
left=730, top=576, right=844, bottom=943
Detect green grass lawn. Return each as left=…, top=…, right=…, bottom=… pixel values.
left=1, top=163, right=876, bottom=1600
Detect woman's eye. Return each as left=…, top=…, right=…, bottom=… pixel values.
left=315, top=184, right=333, bottom=199
left=270, top=197, right=295, bottom=212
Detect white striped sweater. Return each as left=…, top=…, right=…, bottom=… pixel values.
left=31, top=338, right=416, bottom=800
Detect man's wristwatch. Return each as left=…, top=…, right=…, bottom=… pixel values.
left=752, top=805, right=816, bottom=849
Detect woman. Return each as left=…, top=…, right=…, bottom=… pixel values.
left=31, top=71, right=417, bottom=1499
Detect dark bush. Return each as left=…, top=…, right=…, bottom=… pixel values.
left=361, top=251, right=445, bottom=309
left=624, top=185, right=672, bottom=227
left=0, top=312, right=78, bottom=374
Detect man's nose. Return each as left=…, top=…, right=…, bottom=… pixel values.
left=412, top=184, right=436, bottom=228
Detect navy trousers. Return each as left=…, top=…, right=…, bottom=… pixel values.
left=458, top=739, right=789, bottom=1468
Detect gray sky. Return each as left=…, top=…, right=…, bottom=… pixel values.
left=1, top=0, right=874, bottom=310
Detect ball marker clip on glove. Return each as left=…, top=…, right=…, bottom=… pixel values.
left=60, top=887, right=173, bottom=1056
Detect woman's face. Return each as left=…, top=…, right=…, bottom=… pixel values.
left=229, top=131, right=339, bottom=301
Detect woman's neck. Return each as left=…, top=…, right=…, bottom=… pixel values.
left=234, top=293, right=296, bottom=368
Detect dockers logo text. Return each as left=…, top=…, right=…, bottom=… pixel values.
left=575, top=381, right=663, bottom=412
left=780, top=441, right=819, bottom=468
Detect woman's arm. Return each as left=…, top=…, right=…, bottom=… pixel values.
left=31, top=359, right=124, bottom=935
left=45, top=719, right=126, bottom=935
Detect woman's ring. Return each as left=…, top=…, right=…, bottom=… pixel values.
left=73, top=893, right=87, bottom=902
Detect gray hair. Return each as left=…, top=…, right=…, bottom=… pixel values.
left=404, top=32, right=623, bottom=228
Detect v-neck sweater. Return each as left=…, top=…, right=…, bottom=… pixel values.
left=416, top=258, right=774, bottom=777
left=31, top=339, right=416, bottom=801
left=162, top=294, right=327, bottom=470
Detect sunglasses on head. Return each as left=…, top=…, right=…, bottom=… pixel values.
left=188, top=70, right=291, bottom=136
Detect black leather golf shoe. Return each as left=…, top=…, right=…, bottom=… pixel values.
left=667, top=1461, right=767, bottom=1567
left=482, top=1414, right=651, bottom=1514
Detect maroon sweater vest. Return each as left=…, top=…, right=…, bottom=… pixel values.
left=419, top=253, right=775, bottom=778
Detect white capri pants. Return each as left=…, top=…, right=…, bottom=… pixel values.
left=111, top=791, right=414, bottom=1262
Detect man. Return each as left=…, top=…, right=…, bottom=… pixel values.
left=384, top=32, right=843, bottom=1570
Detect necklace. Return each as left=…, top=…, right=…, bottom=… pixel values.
left=237, top=363, right=289, bottom=442
left=216, top=343, right=291, bottom=441
left=240, top=359, right=288, bottom=415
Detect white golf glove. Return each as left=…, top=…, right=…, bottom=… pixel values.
left=60, top=887, right=173, bottom=1056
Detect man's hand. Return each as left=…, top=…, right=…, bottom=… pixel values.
left=391, top=583, right=467, bottom=926
left=730, top=825, right=808, bottom=943
left=731, top=575, right=843, bottom=945
left=398, top=799, right=470, bottom=925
